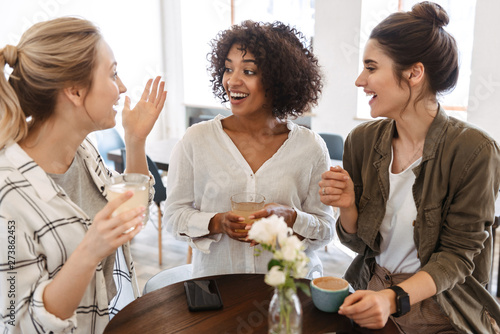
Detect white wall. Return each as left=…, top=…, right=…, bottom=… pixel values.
left=313, top=0, right=500, bottom=145
left=312, top=0, right=365, bottom=140
left=467, top=0, right=500, bottom=144
left=0, top=0, right=165, bottom=139
left=2, top=0, right=498, bottom=143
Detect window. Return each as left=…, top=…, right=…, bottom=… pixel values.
left=356, top=0, right=477, bottom=120
left=181, top=0, right=316, bottom=109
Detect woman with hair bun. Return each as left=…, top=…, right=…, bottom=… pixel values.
left=165, top=20, right=334, bottom=278
left=0, top=17, right=166, bottom=333
left=320, top=2, right=500, bottom=332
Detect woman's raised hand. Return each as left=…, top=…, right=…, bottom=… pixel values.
left=122, top=76, right=167, bottom=142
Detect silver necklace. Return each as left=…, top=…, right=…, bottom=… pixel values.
left=395, top=144, right=423, bottom=172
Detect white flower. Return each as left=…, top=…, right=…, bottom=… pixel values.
left=280, top=235, right=303, bottom=262
left=249, top=215, right=310, bottom=288
left=265, top=266, right=286, bottom=286
left=248, top=215, right=291, bottom=246
left=294, top=253, right=309, bottom=278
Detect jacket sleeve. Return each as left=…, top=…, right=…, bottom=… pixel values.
left=421, top=138, right=500, bottom=294
left=335, top=130, right=369, bottom=254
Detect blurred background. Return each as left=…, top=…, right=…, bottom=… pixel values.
left=2, top=0, right=498, bottom=144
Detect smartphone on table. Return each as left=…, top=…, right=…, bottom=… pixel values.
left=184, top=279, right=223, bottom=311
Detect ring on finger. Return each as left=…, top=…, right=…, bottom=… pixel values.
left=322, top=187, right=326, bottom=195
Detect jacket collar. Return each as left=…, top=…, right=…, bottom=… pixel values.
left=373, top=105, right=448, bottom=159
left=370, top=105, right=449, bottom=201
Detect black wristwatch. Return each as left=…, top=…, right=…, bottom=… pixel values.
left=387, top=285, right=410, bottom=317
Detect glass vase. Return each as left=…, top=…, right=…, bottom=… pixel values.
left=268, top=287, right=302, bottom=334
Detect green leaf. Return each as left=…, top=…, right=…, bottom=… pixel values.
left=267, top=259, right=282, bottom=271
left=296, top=282, right=311, bottom=297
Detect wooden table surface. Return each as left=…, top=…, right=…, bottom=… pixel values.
left=104, top=274, right=398, bottom=334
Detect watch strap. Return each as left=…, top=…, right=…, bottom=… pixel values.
left=387, top=285, right=410, bottom=317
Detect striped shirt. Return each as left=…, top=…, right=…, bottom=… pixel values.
left=0, top=139, right=149, bottom=334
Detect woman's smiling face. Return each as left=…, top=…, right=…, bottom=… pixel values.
left=223, top=44, right=272, bottom=117
left=83, top=40, right=127, bottom=130
left=355, top=39, right=410, bottom=119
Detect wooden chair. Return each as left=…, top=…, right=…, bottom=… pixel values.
left=492, top=215, right=499, bottom=296
left=187, top=246, right=192, bottom=264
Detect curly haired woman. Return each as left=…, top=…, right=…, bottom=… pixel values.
left=165, top=20, right=335, bottom=278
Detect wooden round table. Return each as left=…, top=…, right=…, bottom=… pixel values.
left=104, top=274, right=399, bottom=333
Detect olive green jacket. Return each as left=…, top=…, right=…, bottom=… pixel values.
left=337, top=107, right=500, bottom=333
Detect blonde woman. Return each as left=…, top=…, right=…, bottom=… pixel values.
left=0, top=17, right=166, bottom=333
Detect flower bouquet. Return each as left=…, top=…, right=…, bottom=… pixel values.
left=248, top=215, right=310, bottom=334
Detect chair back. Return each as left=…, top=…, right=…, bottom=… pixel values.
left=143, top=264, right=193, bottom=294
left=318, top=133, right=344, bottom=161
left=94, top=128, right=125, bottom=169
left=147, top=156, right=167, bottom=204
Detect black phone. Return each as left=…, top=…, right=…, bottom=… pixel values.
left=184, top=279, right=223, bottom=311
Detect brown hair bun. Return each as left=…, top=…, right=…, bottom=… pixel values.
left=410, top=1, right=449, bottom=28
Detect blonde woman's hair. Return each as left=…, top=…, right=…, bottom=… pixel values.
left=0, top=17, right=102, bottom=149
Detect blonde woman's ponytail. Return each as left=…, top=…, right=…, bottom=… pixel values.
left=0, top=18, right=101, bottom=150
left=0, top=45, right=28, bottom=149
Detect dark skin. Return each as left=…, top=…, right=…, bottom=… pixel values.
left=207, top=44, right=302, bottom=244
left=209, top=202, right=299, bottom=245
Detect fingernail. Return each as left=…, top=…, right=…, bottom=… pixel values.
left=248, top=215, right=255, bottom=219
left=245, top=225, right=251, bottom=230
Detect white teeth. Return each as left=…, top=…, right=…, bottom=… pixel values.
left=365, top=92, right=377, bottom=97
left=230, top=92, right=249, bottom=98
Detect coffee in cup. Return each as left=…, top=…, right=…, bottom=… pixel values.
left=310, top=276, right=349, bottom=313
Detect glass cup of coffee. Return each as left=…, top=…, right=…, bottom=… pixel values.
left=310, top=276, right=350, bottom=313
left=107, top=173, right=149, bottom=233
left=230, top=192, right=265, bottom=234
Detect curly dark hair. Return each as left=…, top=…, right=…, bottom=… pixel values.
left=208, top=20, right=323, bottom=119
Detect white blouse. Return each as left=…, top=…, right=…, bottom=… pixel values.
left=164, top=115, right=335, bottom=278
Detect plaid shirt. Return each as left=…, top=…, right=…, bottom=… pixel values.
left=0, top=139, right=147, bottom=334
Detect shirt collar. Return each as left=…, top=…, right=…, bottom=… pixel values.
left=5, top=143, right=61, bottom=202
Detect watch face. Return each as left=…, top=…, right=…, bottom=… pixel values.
left=398, top=294, right=410, bottom=316
left=390, top=286, right=410, bottom=317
